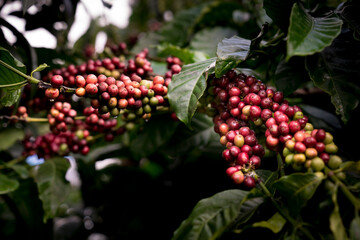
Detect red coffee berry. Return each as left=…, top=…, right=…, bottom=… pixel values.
left=243, top=176, right=256, bottom=188
left=226, top=130, right=236, bottom=142
left=86, top=74, right=98, bottom=84
left=85, top=83, right=98, bottom=95
left=315, top=129, right=326, bottom=142
left=289, top=120, right=301, bottom=133
left=229, top=87, right=241, bottom=96
left=98, top=82, right=108, bottom=92
left=278, top=122, right=290, bottom=135
left=229, top=96, right=241, bottom=108
left=241, top=145, right=253, bottom=156
left=230, top=146, right=241, bottom=157
left=261, top=109, right=273, bottom=121
left=249, top=105, right=261, bottom=118
left=226, top=167, right=238, bottom=177
left=245, top=76, right=256, bottom=86
left=250, top=155, right=261, bottom=168
left=273, top=91, right=284, bottom=103
left=269, top=124, right=280, bottom=137
left=222, top=149, right=233, bottom=162
left=304, top=137, right=317, bottom=148
left=266, top=135, right=279, bottom=147
left=239, top=127, right=251, bottom=137
left=249, top=93, right=261, bottom=105
left=237, top=152, right=249, bottom=165
left=315, top=142, right=325, bottom=153
left=294, top=130, right=306, bottom=142
left=51, top=75, right=64, bottom=88
left=252, top=144, right=265, bottom=157
left=294, top=142, right=306, bottom=153
left=45, top=88, right=60, bottom=99
left=75, top=75, right=86, bottom=87
left=245, top=135, right=257, bottom=146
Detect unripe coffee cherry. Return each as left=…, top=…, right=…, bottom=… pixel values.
left=325, top=143, right=338, bottom=154
left=305, top=148, right=318, bottom=159
left=328, top=155, right=342, bottom=169
left=311, top=157, right=325, bottom=172
left=324, top=132, right=334, bottom=144
left=51, top=75, right=64, bottom=88
left=293, top=153, right=306, bottom=163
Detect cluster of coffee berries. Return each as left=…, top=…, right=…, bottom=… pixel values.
left=47, top=102, right=77, bottom=134
left=82, top=106, right=125, bottom=141
left=16, top=106, right=28, bottom=119
left=164, top=56, right=182, bottom=87
left=283, top=128, right=341, bottom=173
left=73, top=73, right=168, bottom=120
left=23, top=130, right=90, bottom=159
left=207, top=70, right=342, bottom=187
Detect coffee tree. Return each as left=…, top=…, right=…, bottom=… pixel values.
left=0, top=0, right=359, bottom=239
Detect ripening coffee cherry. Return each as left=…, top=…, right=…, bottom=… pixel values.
left=75, top=75, right=86, bottom=87
left=86, top=74, right=98, bottom=84
left=232, top=171, right=244, bottom=184
left=294, top=142, right=306, bottom=153
left=75, top=87, right=86, bottom=97
left=294, top=131, right=306, bottom=142
left=243, top=176, right=256, bottom=188
left=220, top=135, right=228, bottom=145
left=293, top=153, right=306, bottom=163
left=51, top=75, right=64, bottom=88
left=45, top=88, right=60, bottom=99
left=234, top=134, right=245, bottom=147
left=242, top=105, right=251, bottom=116
left=219, top=123, right=230, bottom=135
left=305, top=148, right=318, bottom=159
left=266, top=135, right=279, bottom=147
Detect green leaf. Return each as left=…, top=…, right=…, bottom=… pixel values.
left=337, top=1, right=360, bottom=36
left=189, top=27, right=238, bottom=58
left=263, top=0, right=295, bottom=32
left=274, top=57, right=309, bottom=97
left=215, top=59, right=239, bottom=78
left=30, top=63, right=49, bottom=78
left=0, top=47, right=27, bottom=88
left=0, top=88, right=22, bottom=107
left=0, top=174, right=19, bottom=194
left=273, top=173, right=323, bottom=216
left=168, top=57, right=216, bottom=127
left=350, top=216, right=360, bottom=240
left=172, top=189, right=264, bottom=240
left=35, top=157, right=71, bottom=222
left=130, top=115, right=179, bottom=159
left=216, top=36, right=251, bottom=61
left=255, top=170, right=278, bottom=193
left=166, top=113, right=218, bottom=156
left=22, top=0, right=37, bottom=14
left=149, top=61, right=167, bottom=76
left=157, top=44, right=208, bottom=64
left=287, top=3, right=342, bottom=60
left=305, top=29, right=360, bottom=123
left=11, top=165, right=29, bottom=179
left=215, top=36, right=251, bottom=78
left=0, top=127, right=25, bottom=151
left=160, top=5, right=205, bottom=46
left=253, top=212, right=286, bottom=233
left=329, top=185, right=348, bottom=240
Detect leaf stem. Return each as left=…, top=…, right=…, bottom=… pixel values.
left=0, top=59, right=40, bottom=85
left=325, top=166, right=360, bottom=211
left=277, top=153, right=285, bottom=177
left=0, top=155, right=26, bottom=170
left=258, top=181, right=316, bottom=240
